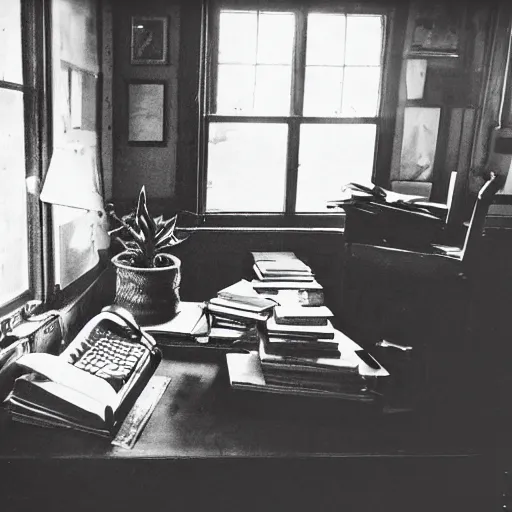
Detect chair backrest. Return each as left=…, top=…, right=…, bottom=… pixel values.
left=445, top=171, right=457, bottom=215
left=460, top=173, right=501, bottom=264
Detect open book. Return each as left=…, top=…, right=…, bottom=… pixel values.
left=6, top=307, right=162, bottom=437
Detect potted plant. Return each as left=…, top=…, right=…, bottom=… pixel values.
left=107, top=186, right=199, bottom=325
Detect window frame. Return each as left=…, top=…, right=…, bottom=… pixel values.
left=196, top=0, right=404, bottom=226
left=0, top=0, right=52, bottom=317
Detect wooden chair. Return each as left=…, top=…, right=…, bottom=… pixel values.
left=346, top=172, right=501, bottom=279
left=342, top=171, right=464, bottom=251
left=340, top=174, right=501, bottom=405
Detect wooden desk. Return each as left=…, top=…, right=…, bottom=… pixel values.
left=0, top=348, right=497, bottom=512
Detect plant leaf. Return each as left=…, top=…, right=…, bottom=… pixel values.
left=134, top=186, right=157, bottom=259
left=108, top=226, right=126, bottom=237
left=154, top=214, right=165, bottom=227
left=155, top=214, right=177, bottom=242
left=135, top=186, right=156, bottom=238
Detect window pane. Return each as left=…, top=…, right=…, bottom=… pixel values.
left=345, top=15, right=383, bottom=66
left=0, top=0, right=23, bottom=83
left=303, top=66, right=343, bottom=116
left=296, top=124, right=376, bottom=212
left=217, top=64, right=255, bottom=114
left=254, top=65, right=291, bottom=115
left=206, top=123, right=288, bottom=212
left=219, top=11, right=257, bottom=64
left=341, top=67, right=381, bottom=117
left=306, top=13, right=345, bottom=66
left=0, top=89, right=28, bottom=304
left=257, top=12, right=295, bottom=65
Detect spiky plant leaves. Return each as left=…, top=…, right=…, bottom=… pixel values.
left=107, top=187, right=202, bottom=268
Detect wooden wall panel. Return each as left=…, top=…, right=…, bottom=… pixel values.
left=112, top=0, right=180, bottom=201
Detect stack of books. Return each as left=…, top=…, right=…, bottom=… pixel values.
left=251, top=252, right=325, bottom=306
left=205, top=280, right=276, bottom=344
left=222, top=251, right=390, bottom=402
left=227, top=329, right=389, bottom=403
left=252, top=251, right=314, bottom=282
left=265, top=305, right=338, bottom=359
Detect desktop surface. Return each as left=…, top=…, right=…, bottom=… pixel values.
left=0, top=347, right=497, bottom=512
left=0, top=347, right=492, bottom=459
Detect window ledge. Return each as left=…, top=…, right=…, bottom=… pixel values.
left=194, top=225, right=345, bottom=234
left=199, top=212, right=346, bottom=232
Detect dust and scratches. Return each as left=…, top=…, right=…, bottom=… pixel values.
left=166, top=362, right=219, bottom=417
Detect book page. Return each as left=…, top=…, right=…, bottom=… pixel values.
left=32, top=380, right=109, bottom=421
left=16, top=353, right=117, bottom=407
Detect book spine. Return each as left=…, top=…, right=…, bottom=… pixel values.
left=273, top=317, right=329, bottom=326
left=207, top=303, right=269, bottom=323
left=265, top=345, right=340, bottom=359
left=266, top=329, right=335, bottom=340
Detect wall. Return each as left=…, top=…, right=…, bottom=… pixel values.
left=168, top=229, right=345, bottom=318
left=112, top=0, right=180, bottom=201
left=390, top=0, right=495, bottom=216
left=110, top=0, right=497, bottom=208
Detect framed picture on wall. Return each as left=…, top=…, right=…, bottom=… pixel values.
left=131, top=16, right=168, bottom=65
left=128, top=81, right=166, bottom=146
left=408, top=2, right=462, bottom=58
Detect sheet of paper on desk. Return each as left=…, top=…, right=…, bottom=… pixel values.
left=227, top=352, right=266, bottom=387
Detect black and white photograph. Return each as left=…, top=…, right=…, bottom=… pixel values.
left=128, top=81, right=166, bottom=144
left=1, top=0, right=512, bottom=511
left=130, top=16, right=168, bottom=65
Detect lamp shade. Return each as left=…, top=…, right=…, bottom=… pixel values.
left=40, top=143, right=103, bottom=211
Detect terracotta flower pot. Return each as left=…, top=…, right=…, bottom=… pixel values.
left=111, top=252, right=181, bottom=325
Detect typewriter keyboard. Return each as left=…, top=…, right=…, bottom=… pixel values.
left=71, top=324, right=148, bottom=392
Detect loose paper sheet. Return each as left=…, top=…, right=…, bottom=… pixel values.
left=406, top=59, right=427, bottom=100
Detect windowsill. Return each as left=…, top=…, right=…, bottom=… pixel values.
left=199, top=212, right=346, bottom=232
left=0, top=291, right=32, bottom=323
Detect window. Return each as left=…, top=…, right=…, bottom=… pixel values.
left=202, top=4, right=391, bottom=215
left=0, top=0, right=47, bottom=312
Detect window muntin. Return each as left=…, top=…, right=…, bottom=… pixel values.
left=0, top=0, right=29, bottom=307
left=205, top=7, right=386, bottom=215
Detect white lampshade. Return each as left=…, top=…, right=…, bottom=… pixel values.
left=40, top=143, right=104, bottom=211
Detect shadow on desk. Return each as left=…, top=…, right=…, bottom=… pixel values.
left=0, top=349, right=497, bottom=512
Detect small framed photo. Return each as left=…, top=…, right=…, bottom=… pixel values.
left=131, top=16, right=168, bottom=65
left=128, top=81, right=166, bottom=146
left=408, top=2, right=462, bottom=58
